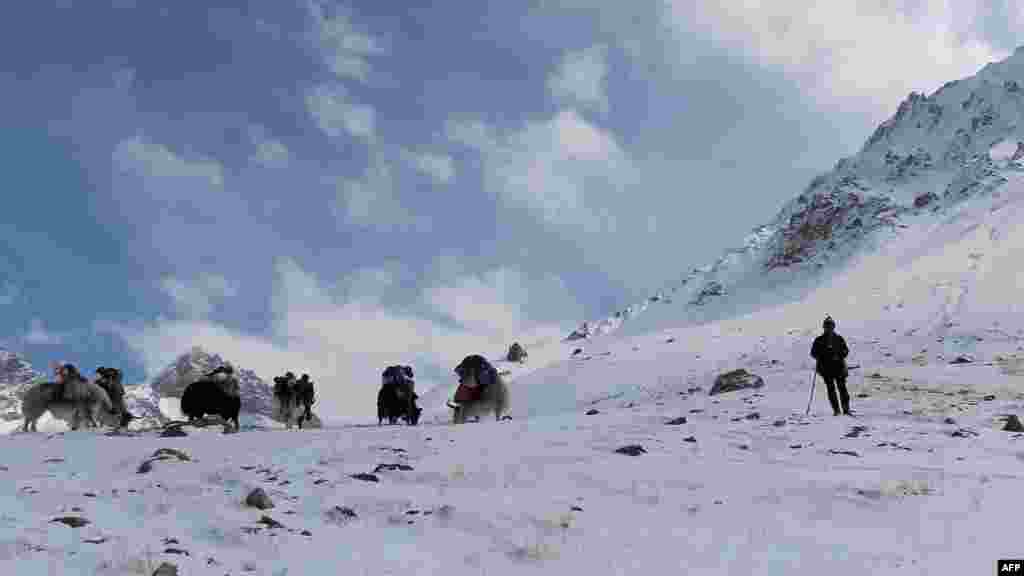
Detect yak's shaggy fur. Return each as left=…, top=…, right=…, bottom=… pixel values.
left=272, top=374, right=316, bottom=429
left=94, top=366, right=134, bottom=428
left=377, top=365, right=421, bottom=425
left=180, top=378, right=241, bottom=432
left=450, top=355, right=509, bottom=424
left=20, top=380, right=118, bottom=432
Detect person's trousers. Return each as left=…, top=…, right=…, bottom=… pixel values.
left=821, top=374, right=850, bottom=415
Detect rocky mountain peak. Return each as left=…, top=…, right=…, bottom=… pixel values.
left=0, top=348, right=43, bottom=423
left=149, top=347, right=276, bottom=419
left=0, top=348, right=42, bottom=387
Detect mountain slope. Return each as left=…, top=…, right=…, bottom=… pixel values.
left=448, top=47, right=1024, bottom=423
left=569, top=46, right=1024, bottom=343
left=0, top=349, right=42, bottom=426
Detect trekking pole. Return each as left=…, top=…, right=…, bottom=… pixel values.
left=805, top=370, right=817, bottom=415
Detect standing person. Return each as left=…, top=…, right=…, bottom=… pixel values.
left=810, top=316, right=851, bottom=416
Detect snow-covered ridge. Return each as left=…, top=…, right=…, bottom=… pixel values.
left=0, top=349, right=42, bottom=425
left=568, top=46, right=1024, bottom=342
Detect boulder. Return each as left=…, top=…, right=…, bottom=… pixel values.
left=1003, top=415, right=1024, bottom=433
left=245, top=488, right=274, bottom=510
left=506, top=342, right=528, bottom=363
left=152, top=563, right=178, bottom=576
left=913, top=192, right=938, bottom=208
left=565, top=323, right=591, bottom=341
left=615, top=445, right=646, bottom=456
left=709, top=369, right=765, bottom=396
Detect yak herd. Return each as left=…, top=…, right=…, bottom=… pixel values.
left=18, top=353, right=514, bottom=434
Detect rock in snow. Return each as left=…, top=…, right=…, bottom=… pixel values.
left=709, top=369, right=765, bottom=396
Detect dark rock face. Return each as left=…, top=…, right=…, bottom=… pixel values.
left=764, top=190, right=895, bottom=270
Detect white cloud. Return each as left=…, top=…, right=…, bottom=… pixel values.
left=426, top=268, right=547, bottom=337
left=455, top=108, right=633, bottom=233
left=333, top=157, right=427, bottom=232
left=308, top=0, right=384, bottom=83
left=108, top=134, right=258, bottom=269
left=101, top=258, right=581, bottom=419
left=0, top=282, right=17, bottom=305
left=113, top=135, right=224, bottom=190
left=249, top=125, right=290, bottom=168
left=24, top=318, right=67, bottom=346
left=344, top=262, right=401, bottom=300
left=548, top=44, right=609, bottom=112
left=668, top=1, right=1010, bottom=120
left=403, top=149, right=455, bottom=184
left=445, top=119, right=496, bottom=150
left=306, top=83, right=375, bottom=140
left=335, top=159, right=393, bottom=227
left=160, top=274, right=238, bottom=321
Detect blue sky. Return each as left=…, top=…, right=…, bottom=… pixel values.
left=0, top=1, right=1018, bottom=416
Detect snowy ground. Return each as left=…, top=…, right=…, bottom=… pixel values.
left=2, top=325, right=1023, bottom=575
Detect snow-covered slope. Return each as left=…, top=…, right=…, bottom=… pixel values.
left=2, top=351, right=1022, bottom=575
left=567, top=46, right=1024, bottom=343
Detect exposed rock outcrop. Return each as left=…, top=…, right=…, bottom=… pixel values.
left=0, top=348, right=43, bottom=423
left=709, top=369, right=765, bottom=396
left=150, top=347, right=275, bottom=419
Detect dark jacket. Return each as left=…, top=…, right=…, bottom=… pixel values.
left=811, top=332, right=849, bottom=378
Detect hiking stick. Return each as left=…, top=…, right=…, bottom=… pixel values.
left=805, top=370, right=817, bottom=415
